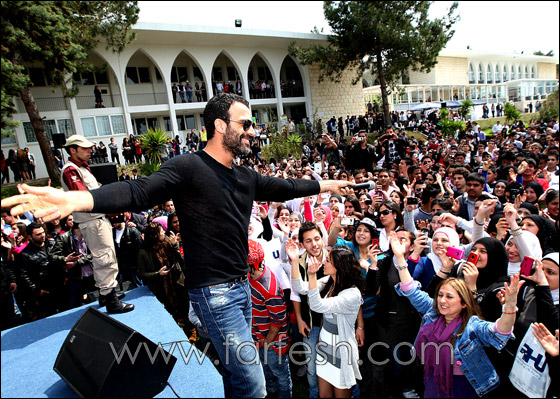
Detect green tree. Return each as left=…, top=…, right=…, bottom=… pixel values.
left=1, top=1, right=139, bottom=185
left=289, top=1, right=458, bottom=128
left=140, top=127, right=169, bottom=173
left=458, top=99, right=473, bottom=120
left=538, top=89, right=559, bottom=122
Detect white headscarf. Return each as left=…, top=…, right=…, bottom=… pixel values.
left=428, top=227, right=461, bottom=274
left=506, top=231, right=543, bottom=276
left=248, top=217, right=263, bottom=240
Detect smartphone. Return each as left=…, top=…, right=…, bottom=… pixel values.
left=467, top=252, right=479, bottom=266
left=446, top=246, right=465, bottom=260
left=341, top=218, right=354, bottom=226
left=365, top=199, right=372, bottom=206
left=520, top=256, right=534, bottom=276
left=371, top=238, right=379, bottom=247
left=407, top=197, right=419, bottom=205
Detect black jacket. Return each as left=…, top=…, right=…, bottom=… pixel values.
left=16, top=241, right=59, bottom=295
left=113, top=225, right=142, bottom=266
left=49, top=231, right=93, bottom=280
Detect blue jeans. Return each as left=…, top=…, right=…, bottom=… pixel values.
left=259, top=347, right=292, bottom=398
left=303, top=325, right=320, bottom=398
left=189, top=278, right=266, bottom=398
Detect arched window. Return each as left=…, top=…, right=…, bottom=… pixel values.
left=468, top=63, right=475, bottom=83
left=495, top=65, right=501, bottom=83
left=487, top=64, right=493, bottom=83
left=525, top=66, right=529, bottom=79
left=518, top=65, right=522, bottom=79
left=531, top=66, right=535, bottom=78
left=503, top=65, right=508, bottom=82
left=478, top=63, right=484, bottom=83
left=511, top=65, right=516, bottom=79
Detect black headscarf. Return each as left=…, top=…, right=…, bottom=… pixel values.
left=522, top=215, right=559, bottom=255
left=519, top=202, right=540, bottom=215
left=526, top=181, right=545, bottom=204
left=473, top=237, right=510, bottom=290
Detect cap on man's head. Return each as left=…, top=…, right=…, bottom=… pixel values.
left=65, top=135, right=94, bottom=148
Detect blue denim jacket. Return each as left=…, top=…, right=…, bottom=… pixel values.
left=396, top=281, right=512, bottom=397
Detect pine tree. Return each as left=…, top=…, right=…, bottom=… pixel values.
left=289, top=1, right=458, bottom=128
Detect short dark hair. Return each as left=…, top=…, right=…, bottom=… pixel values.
left=299, top=221, right=322, bottom=243
left=203, top=93, right=249, bottom=140
left=453, top=167, right=470, bottom=179
left=466, top=173, right=485, bottom=185
left=65, top=145, right=79, bottom=156
left=421, top=184, right=441, bottom=204
left=26, top=222, right=44, bottom=236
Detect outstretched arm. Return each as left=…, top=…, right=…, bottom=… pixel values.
left=2, top=184, right=93, bottom=222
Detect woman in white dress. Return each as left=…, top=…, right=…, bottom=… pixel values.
left=291, top=245, right=364, bottom=398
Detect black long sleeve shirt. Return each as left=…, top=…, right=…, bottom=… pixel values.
left=91, top=151, right=320, bottom=289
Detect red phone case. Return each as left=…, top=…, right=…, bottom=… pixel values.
left=467, top=253, right=479, bottom=265
left=520, top=257, right=534, bottom=276
left=371, top=238, right=379, bottom=247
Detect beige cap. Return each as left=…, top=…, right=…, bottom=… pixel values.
left=64, top=135, right=95, bottom=148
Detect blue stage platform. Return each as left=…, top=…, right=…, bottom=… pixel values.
left=1, top=286, right=223, bottom=398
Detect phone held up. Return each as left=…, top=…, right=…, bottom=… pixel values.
left=446, top=246, right=464, bottom=260
left=467, top=252, right=479, bottom=266
left=520, top=256, right=534, bottom=276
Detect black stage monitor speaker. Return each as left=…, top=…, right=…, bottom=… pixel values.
left=54, top=307, right=176, bottom=398
left=52, top=133, right=67, bottom=149
left=441, top=102, right=447, bottom=108
left=89, top=163, right=119, bottom=185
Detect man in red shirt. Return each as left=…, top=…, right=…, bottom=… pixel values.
left=61, top=135, right=134, bottom=313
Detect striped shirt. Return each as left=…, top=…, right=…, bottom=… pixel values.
left=249, top=265, right=289, bottom=354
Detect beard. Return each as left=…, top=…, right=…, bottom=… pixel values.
left=222, top=125, right=252, bottom=156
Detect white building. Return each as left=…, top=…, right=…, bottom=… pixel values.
left=4, top=22, right=364, bottom=179
left=363, top=48, right=559, bottom=119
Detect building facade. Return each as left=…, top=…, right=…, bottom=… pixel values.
left=363, top=48, right=559, bottom=118
left=3, top=23, right=364, bottom=179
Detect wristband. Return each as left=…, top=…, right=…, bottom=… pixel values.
left=395, top=264, right=408, bottom=271
left=502, top=305, right=518, bottom=315
left=356, top=327, right=364, bottom=330
left=474, top=219, right=485, bottom=226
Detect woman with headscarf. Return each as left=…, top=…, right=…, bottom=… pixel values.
left=473, top=199, right=558, bottom=396
left=520, top=214, right=559, bottom=255
left=492, top=180, right=509, bottom=204
left=517, top=202, right=540, bottom=218
left=407, top=226, right=461, bottom=291
left=525, top=181, right=545, bottom=204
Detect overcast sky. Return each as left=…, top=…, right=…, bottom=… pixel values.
left=137, top=1, right=559, bottom=57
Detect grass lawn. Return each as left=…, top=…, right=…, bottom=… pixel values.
left=478, top=112, right=540, bottom=134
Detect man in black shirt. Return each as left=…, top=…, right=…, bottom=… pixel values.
left=3, top=93, right=352, bottom=399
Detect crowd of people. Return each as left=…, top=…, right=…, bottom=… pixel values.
left=1, top=91, right=558, bottom=398
left=1, top=148, right=37, bottom=183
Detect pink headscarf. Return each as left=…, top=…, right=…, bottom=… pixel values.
left=321, top=205, right=333, bottom=230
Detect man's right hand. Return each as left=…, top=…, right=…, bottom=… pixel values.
left=1, top=184, right=93, bottom=222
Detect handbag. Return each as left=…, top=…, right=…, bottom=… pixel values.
left=509, top=323, right=551, bottom=398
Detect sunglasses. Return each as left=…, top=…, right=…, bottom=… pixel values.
left=379, top=209, right=393, bottom=216
left=227, top=119, right=253, bottom=131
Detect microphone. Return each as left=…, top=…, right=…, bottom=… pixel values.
left=348, top=181, right=375, bottom=191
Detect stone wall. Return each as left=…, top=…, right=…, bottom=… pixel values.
left=537, top=62, right=558, bottom=79
left=434, top=56, right=469, bottom=84
left=408, top=68, right=436, bottom=85
left=308, top=64, right=365, bottom=119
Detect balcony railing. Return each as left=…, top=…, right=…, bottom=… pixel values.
left=76, top=94, right=123, bottom=109
left=127, top=93, right=168, bottom=107
left=15, top=97, right=68, bottom=113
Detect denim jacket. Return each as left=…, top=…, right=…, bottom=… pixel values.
left=396, top=281, right=512, bottom=397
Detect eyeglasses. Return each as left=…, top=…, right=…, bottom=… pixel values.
left=227, top=119, right=253, bottom=131
left=379, top=209, right=393, bottom=216
left=340, top=174, right=348, bottom=178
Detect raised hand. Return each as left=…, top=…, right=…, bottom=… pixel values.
left=285, top=238, right=300, bottom=262
left=462, top=261, right=479, bottom=291
left=532, top=323, right=559, bottom=357
left=520, top=258, right=549, bottom=286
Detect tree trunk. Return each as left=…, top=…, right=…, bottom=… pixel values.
left=375, top=47, right=392, bottom=129
left=19, top=86, right=61, bottom=186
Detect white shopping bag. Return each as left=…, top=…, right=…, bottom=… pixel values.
left=509, top=323, right=551, bottom=398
